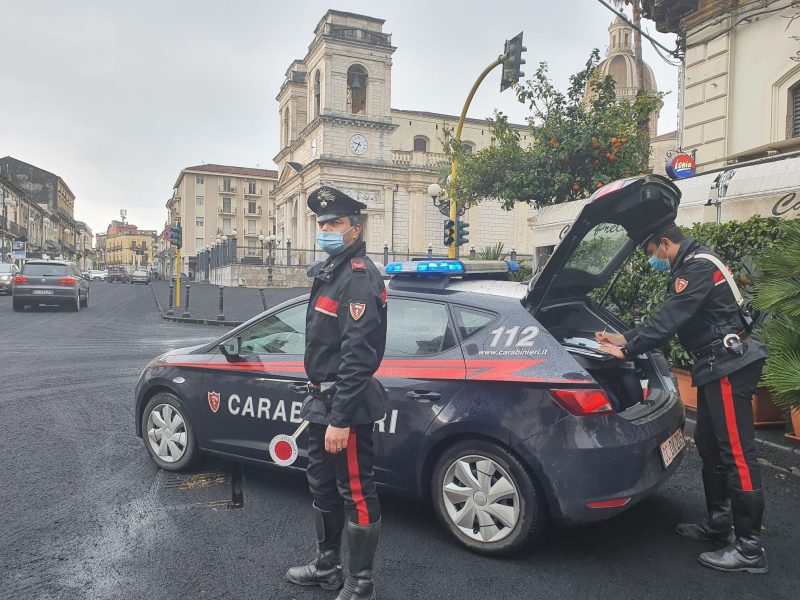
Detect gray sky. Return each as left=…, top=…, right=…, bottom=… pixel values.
left=1, top=0, right=679, bottom=239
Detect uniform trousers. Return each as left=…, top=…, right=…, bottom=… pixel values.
left=306, top=422, right=381, bottom=525
left=695, top=359, right=765, bottom=492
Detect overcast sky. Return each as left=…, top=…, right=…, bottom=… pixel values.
left=1, top=0, right=679, bottom=238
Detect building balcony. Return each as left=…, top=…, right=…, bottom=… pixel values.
left=392, top=150, right=449, bottom=170
left=244, top=187, right=262, bottom=197
left=218, top=206, right=236, bottom=215
left=219, top=185, right=237, bottom=194
left=243, top=230, right=262, bottom=237
left=244, top=206, right=262, bottom=216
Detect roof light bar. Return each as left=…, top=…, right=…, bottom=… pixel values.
left=385, top=259, right=519, bottom=277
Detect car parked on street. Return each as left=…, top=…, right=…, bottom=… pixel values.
left=106, top=265, right=130, bottom=283
left=12, top=260, right=90, bottom=312
left=0, top=263, right=21, bottom=295
left=131, top=269, right=150, bottom=284
left=170, top=272, right=189, bottom=283
left=89, top=270, right=106, bottom=280
left=135, top=175, right=687, bottom=555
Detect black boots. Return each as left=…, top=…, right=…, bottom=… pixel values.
left=698, top=488, right=768, bottom=574
left=286, top=503, right=345, bottom=590
left=336, top=519, right=381, bottom=600
left=675, top=467, right=735, bottom=544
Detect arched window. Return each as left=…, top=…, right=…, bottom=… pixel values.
left=314, top=70, right=321, bottom=117
left=347, top=64, right=368, bottom=115
left=413, top=136, right=428, bottom=152
left=282, top=107, right=290, bottom=146
left=462, top=141, right=475, bottom=154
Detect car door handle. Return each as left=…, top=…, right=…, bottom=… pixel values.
left=405, top=390, right=441, bottom=402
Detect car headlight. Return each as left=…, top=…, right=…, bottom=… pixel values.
left=0, top=276, right=9, bottom=281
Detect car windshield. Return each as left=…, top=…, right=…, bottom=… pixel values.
left=0, top=264, right=13, bottom=273
left=22, top=264, right=70, bottom=276
left=133, top=271, right=147, bottom=276
left=564, top=223, right=631, bottom=275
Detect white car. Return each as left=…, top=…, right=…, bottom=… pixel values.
left=89, top=270, right=106, bottom=280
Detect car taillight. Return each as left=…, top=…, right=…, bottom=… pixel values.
left=549, top=389, right=613, bottom=415
left=60, top=277, right=77, bottom=285
left=14, top=275, right=28, bottom=283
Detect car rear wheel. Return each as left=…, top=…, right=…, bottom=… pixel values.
left=431, top=440, right=546, bottom=555
left=70, top=293, right=80, bottom=312
left=81, top=289, right=89, bottom=308
left=142, top=393, right=197, bottom=471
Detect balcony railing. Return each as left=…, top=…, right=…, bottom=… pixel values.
left=244, top=187, right=262, bottom=196
left=392, top=150, right=449, bottom=170
left=219, top=185, right=237, bottom=194
left=244, top=206, right=262, bottom=216
left=243, top=230, right=262, bottom=237
left=218, top=206, right=235, bottom=215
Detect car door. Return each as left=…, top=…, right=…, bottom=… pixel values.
left=373, top=297, right=467, bottom=487
left=201, top=301, right=309, bottom=461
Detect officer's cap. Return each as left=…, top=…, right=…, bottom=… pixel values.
left=307, top=186, right=367, bottom=224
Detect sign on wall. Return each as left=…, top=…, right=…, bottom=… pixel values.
left=12, top=241, right=26, bottom=259
left=665, top=152, right=697, bottom=180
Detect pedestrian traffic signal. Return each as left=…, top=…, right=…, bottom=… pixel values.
left=456, top=221, right=470, bottom=247
left=500, top=32, right=526, bottom=92
left=174, top=225, right=183, bottom=249
left=443, top=219, right=456, bottom=246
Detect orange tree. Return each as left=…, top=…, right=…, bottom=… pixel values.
left=446, top=50, right=663, bottom=210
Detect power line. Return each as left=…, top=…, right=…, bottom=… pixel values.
left=594, top=0, right=683, bottom=59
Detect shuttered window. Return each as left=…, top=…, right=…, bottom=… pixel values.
left=792, top=85, right=800, bottom=138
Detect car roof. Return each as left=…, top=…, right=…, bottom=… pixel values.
left=25, top=260, right=70, bottom=266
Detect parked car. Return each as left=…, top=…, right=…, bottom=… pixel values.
left=135, top=175, right=687, bottom=555
left=170, top=272, right=189, bottom=283
left=89, top=270, right=106, bottom=280
left=12, top=260, right=90, bottom=312
left=81, top=270, right=91, bottom=279
left=107, top=266, right=130, bottom=283
left=131, top=270, right=150, bottom=285
left=0, top=263, right=21, bottom=295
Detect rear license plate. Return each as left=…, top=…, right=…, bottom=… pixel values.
left=660, top=429, right=685, bottom=468
left=32, top=289, right=54, bottom=295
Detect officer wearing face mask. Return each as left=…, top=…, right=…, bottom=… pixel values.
left=597, top=223, right=770, bottom=574
left=286, top=186, right=388, bottom=600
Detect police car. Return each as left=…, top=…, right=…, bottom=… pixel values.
left=135, top=174, right=686, bottom=555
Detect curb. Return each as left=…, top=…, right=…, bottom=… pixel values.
left=150, top=284, right=243, bottom=327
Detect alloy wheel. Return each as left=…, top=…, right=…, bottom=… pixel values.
left=441, top=454, right=521, bottom=543
left=146, top=403, right=188, bottom=463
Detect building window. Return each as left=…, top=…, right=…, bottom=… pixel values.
left=223, top=197, right=232, bottom=213
left=196, top=238, right=204, bottom=248
left=462, top=142, right=475, bottom=154
left=196, top=217, right=204, bottom=227
left=347, top=64, right=368, bottom=115
left=196, top=176, right=204, bottom=184
left=791, top=84, right=800, bottom=138
left=247, top=219, right=256, bottom=234
left=223, top=178, right=233, bottom=193
left=314, top=70, right=321, bottom=117
left=247, top=181, right=257, bottom=194
left=196, top=196, right=204, bottom=205
left=248, top=200, right=257, bottom=214
left=413, top=136, right=428, bottom=152
left=223, top=218, right=232, bottom=234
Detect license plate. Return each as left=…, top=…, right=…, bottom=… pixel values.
left=32, top=289, right=54, bottom=295
left=660, top=429, right=685, bottom=468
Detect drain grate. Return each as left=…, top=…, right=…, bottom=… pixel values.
left=160, top=464, right=244, bottom=509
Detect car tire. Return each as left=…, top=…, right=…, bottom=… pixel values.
left=71, top=294, right=80, bottom=312
left=141, top=393, right=197, bottom=471
left=430, top=439, right=546, bottom=555
left=81, top=289, right=89, bottom=308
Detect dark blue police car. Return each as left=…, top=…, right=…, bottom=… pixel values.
left=135, top=174, right=686, bottom=555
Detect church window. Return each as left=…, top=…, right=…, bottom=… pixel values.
left=347, top=64, right=368, bottom=115
left=314, top=70, right=321, bottom=117
left=413, top=136, right=428, bottom=152
left=462, top=142, right=475, bottom=154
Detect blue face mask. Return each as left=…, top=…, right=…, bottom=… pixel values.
left=648, top=245, right=670, bottom=272
left=316, top=225, right=355, bottom=256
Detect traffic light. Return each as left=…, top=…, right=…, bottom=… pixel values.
left=174, top=225, right=183, bottom=249
left=500, top=32, right=526, bottom=92
left=443, top=219, right=456, bottom=246
left=456, top=221, right=470, bottom=247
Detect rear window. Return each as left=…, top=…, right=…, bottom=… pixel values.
left=565, top=223, right=630, bottom=275
left=453, top=306, right=497, bottom=340
left=23, top=264, right=69, bottom=276
left=0, top=264, right=13, bottom=273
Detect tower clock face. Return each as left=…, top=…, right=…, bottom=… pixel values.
left=349, top=134, right=368, bottom=155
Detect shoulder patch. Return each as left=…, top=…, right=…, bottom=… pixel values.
left=350, top=302, right=366, bottom=320
left=675, top=278, right=689, bottom=293
left=350, top=258, right=366, bottom=272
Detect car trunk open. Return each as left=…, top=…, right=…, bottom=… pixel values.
left=523, top=175, right=681, bottom=415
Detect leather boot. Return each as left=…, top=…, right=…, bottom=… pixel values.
left=676, top=467, right=734, bottom=544
left=286, top=503, right=345, bottom=590
left=336, top=519, right=380, bottom=600
left=698, top=488, right=768, bottom=574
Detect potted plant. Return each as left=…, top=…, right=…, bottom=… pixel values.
left=753, top=220, right=800, bottom=443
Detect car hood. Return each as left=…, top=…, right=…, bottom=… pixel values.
left=524, top=174, right=681, bottom=316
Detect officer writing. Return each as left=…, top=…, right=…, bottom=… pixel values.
left=286, top=186, right=388, bottom=600
left=597, top=223, right=769, bottom=574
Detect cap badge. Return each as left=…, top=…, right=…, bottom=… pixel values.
left=317, top=188, right=336, bottom=209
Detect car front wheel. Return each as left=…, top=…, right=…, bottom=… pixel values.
left=142, top=393, right=197, bottom=471
left=431, top=439, right=546, bottom=555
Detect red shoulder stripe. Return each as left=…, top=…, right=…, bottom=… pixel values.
left=315, top=295, right=339, bottom=316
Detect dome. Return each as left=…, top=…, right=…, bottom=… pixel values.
left=584, top=16, right=660, bottom=136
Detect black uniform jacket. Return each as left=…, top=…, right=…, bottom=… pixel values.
left=302, top=240, right=388, bottom=428
left=623, top=238, right=768, bottom=387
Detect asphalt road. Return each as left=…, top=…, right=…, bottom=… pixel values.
left=1, top=282, right=799, bottom=600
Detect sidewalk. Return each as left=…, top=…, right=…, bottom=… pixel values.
left=151, top=280, right=310, bottom=324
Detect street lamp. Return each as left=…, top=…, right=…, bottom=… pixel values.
left=258, top=234, right=265, bottom=261
left=427, top=182, right=464, bottom=218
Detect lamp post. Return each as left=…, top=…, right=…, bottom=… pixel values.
left=0, top=194, right=18, bottom=262
left=267, top=234, right=276, bottom=284
left=258, top=234, right=265, bottom=262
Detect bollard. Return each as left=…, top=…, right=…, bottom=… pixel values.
left=259, top=288, right=268, bottom=311
left=383, top=244, right=389, bottom=265
left=510, top=248, right=517, bottom=262
left=469, top=246, right=476, bottom=260
left=182, top=284, right=191, bottom=318
left=217, top=285, right=225, bottom=321
left=427, top=245, right=433, bottom=259
left=167, top=283, right=175, bottom=316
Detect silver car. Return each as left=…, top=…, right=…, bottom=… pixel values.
left=0, top=263, right=20, bottom=295
left=12, top=260, right=90, bottom=312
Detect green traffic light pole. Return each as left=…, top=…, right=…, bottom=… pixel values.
left=448, top=52, right=515, bottom=258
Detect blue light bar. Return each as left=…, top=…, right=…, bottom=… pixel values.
left=385, top=260, right=465, bottom=275
left=506, top=260, right=520, bottom=272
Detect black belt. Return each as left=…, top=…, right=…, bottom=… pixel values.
left=689, top=332, right=748, bottom=361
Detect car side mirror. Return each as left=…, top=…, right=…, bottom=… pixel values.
left=219, top=338, right=242, bottom=362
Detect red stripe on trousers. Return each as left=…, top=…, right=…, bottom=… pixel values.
left=346, top=429, right=370, bottom=525
left=315, top=295, right=339, bottom=313
left=720, top=376, right=753, bottom=491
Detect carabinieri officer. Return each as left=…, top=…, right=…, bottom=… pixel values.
left=597, top=222, right=769, bottom=574
left=286, top=186, right=388, bottom=600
